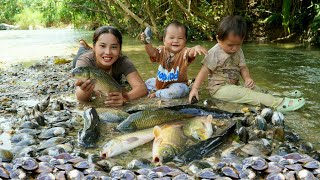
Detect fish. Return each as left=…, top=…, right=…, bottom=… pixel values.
left=182, top=115, right=214, bottom=141
left=78, top=107, right=100, bottom=148
left=96, top=108, right=130, bottom=123
left=100, top=128, right=154, bottom=159
left=116, top=109, right=194, bottom=132
left=71, top=66, right=122, bottom=95
left=174, top=121, right=236, bottom=164
left=152, top=124, right=188, bottom=164
left=165, top=104, right=242, bottom=119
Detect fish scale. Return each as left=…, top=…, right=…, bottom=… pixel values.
left=116, top=109, right=194, bottom=132
left=71, top=66, right=122, bottom=94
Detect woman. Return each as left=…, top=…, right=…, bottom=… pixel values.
left=73, top=26, right=148, bottom=106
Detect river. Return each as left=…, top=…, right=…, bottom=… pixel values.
left=0, top=29, right=319, bottom=148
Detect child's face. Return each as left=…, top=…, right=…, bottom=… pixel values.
left=217, top=33, right=243, bottom=54
left=163, top=25, right=187, bottom=53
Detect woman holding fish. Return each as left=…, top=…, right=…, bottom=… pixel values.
left=72, top=26, right=148, bottom=106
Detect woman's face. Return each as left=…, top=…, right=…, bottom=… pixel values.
left=94, top=33, right=120, bottom=69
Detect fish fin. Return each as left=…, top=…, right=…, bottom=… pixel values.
left=153, top=137, right=163, bottom=146
left=90, top=79, right=97, bottom=84
left=153, top=126, right=162, bottom=138
left=206, top=114, right=213, bottom=122
left=125, top=137, right=139, bottom=144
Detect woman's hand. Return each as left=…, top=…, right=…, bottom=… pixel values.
left=105, top=92, right=126, bottom=107
left=188, top=87, right=199, bottom=104
left=244, top=78, right=255, bottom=89
left=75, top=79, right=95, bottom=92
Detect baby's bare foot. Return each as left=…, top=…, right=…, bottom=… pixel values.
left=148, top=93, right=156, bottom=98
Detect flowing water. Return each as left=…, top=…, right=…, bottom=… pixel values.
left=0, top=29, right=319, bottom=152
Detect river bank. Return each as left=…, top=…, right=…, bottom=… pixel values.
left=0, top=56, right=319, bottom=179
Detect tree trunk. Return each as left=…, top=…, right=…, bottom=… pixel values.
left=145, top=0, right=159, bottom=34
left=110, top=0, right=150, bottom=28
left=223, top=0, right=235, bottom=16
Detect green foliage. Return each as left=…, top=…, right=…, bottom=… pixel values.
left=13, top=8, right=44, bottom=29
left=0, top=0, right=23, bottom=23
left=311, top=3, right=320, bottom=33
left=281, top=0, right=292, bottom=35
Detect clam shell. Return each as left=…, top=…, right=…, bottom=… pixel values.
left=304, top=161, right=320, bottom=169
left=197, top=168, right=217, bottom=179
left=37, top=172, right=56, bottom=180
left=21, top=157, right=38, bottom=170
left=265, top=162, right=284, bottom=173
left=55, top=171, right=67, bottom=180
left=0, top=167, right=9, bottom=179
left=255, top=115, right=267, bottom=131
left=35, top=162, right=54, bottom=173
left=127, top=158, right=154, bottom=170
left=39, top=127, right=65, bottom=139
left=251, top=157, right=268, bottom=171
left=73, top=161, right=90, bottom=169
left=271, top=111, right=284, bottom=126
left=67, top=169, right=84, bottom=180
left=261, top=108, right=273, bottom=123
left=0, top=148, right=13, bottom=162
left=222, top=166, right=239, bottom=178
left=239, top=169, right=256, bottom=179
left=266, top=172, right=285, bottom=180
left=298, top=169, right=316, bottom=179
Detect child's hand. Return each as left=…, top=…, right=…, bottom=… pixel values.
left=189, top=88, right=199, bottom=104
left=244, top=78, right=255, bottom=89
left=189, top=45, right=208, bottom=58
left=148, top=92, right=156, bottom=98
left=140, top=32, right=146, bottom=44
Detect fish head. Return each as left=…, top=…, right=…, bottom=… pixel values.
left=78, top=130, right=99, bottom=148
left=83, top=108, right=100, bottom=131
left=100, top=139, right=122, bottom=159
left=116, top=121, right=137, bottom=132
left=158, top=144, right=177, bottom=163
left=71, top=66, right=90, bottom=80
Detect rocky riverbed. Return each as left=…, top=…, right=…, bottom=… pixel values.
left=0, top=57, right=319, bottom=179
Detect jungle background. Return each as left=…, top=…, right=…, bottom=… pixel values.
left=1, top=0, right=320, bottom=46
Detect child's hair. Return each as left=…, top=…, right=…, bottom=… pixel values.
left=163, top=20, right=188, bottom=39
left=216, top=15, right=247, bottom=41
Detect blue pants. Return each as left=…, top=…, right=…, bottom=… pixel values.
left=72, top=46, right=91, bottom=68
left=145, top=78, right=189, bottom=99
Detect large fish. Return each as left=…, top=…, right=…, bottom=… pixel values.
left=152, top=124, right=187, bottom=164
left=116, top=109, right=194, bottom=132
left=71, top=66, right=122, bottom=95
left=96, top=108, right=130, bottom=123
left=100, top=128, right=154, bottom=159
left=182, top=115, right=214, bottom=141
left=174, top=121, right=236, bottom=164
left=78, top=107, right=100, bottom=148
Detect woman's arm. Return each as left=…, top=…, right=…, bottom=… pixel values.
left=105, top=71, right=147, bottom=107
left=188, top=65, right=209, bottom=103
left=124, top=71, right=148, bottom=101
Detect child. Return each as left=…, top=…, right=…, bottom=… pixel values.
left=140, top=21, right=207, bottom=98
left=188, top=15, right=305, bottom=112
